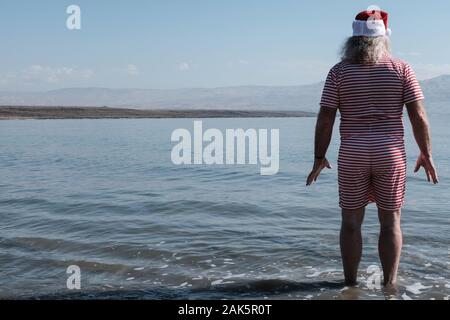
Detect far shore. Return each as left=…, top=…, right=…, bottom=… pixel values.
left=0, top=106, right=316, bottom=120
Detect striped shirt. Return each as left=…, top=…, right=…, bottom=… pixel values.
left=320, top=55, right=424, bottom=139
left=320, top=55, right=424, bottom=210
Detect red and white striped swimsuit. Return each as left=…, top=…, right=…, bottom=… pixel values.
left=320, top=55, right=424, bottom=211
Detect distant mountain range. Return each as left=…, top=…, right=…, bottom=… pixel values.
left=1, top=75, right=449, bottom=114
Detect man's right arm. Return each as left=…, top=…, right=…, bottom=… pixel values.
left=406, top=100, right=438, bottom=184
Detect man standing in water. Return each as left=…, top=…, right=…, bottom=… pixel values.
left=306, top=9, right=438, bottom=287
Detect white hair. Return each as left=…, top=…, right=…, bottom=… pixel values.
left=341, top=36, right=391, bottom=64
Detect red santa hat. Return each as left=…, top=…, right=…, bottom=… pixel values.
left=352, top=10, right=392, bottom=37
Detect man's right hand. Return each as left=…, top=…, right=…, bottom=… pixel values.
left=414, top=152, right=438, bottom=184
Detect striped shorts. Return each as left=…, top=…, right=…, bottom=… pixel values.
left=337, top=134, right=407, bottom=211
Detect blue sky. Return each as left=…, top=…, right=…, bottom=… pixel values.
left=1, top=0, right=449, bottom=91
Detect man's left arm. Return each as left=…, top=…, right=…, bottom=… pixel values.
left=306, top=106, right=337, bottom=186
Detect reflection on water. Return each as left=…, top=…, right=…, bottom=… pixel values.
left=0, top=116, right=449, bottom=300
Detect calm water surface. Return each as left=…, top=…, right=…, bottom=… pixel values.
left=0, top=115, right=449, bottom=300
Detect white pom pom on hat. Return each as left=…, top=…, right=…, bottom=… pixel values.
left=352, top=10, right=392, bottom=37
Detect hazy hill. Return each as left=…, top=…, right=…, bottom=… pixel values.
left=0, top=75, right=448, bottom=114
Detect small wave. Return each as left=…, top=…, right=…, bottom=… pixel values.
left=24, top=279, right=346, bottom=300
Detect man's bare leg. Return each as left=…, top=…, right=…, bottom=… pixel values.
left=378, top=208, right=402, bottom=286
left=340, top=207, right=365, bottom=285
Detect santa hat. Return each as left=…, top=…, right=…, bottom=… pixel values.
left=352, top=10, right=392, bottom=37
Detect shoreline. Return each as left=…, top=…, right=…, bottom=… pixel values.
left=0, top=106, right=316, bottom=120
